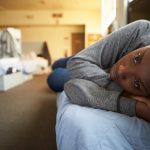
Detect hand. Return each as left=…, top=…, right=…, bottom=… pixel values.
left=122, top=91, right=150, bottom=108
left=122, top=92, right=150, bottom=122
left=130, top=95, right=150, bottom=108
left=135, top=97, right=150, bottom=122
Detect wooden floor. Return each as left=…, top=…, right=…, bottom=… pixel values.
left=0, top=74, right=57, bottom=150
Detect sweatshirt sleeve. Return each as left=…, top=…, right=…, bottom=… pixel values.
left=64, top=79, right=136, bottom=116
left=67, top=20, right=150, bottom=87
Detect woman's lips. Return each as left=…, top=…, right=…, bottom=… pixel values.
left=110, top=65, right=118, bottom=81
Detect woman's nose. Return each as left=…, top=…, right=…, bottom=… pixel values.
left=118, top=64, right=133, bottom=80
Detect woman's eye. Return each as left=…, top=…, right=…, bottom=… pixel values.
left=133, top=53, right=141, bottom=64
left=134, top=80, right=140, bottom=90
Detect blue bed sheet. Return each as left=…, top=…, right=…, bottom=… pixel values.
left=56, top=91, right=150, bottom=150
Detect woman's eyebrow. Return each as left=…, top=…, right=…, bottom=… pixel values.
left=141, top=50, right=147, bottom=64
left=139, top=49, right=150, bottom=95
left=140, top=79, right=148, bottom=95
left=140, top=49, right=150, bottom=95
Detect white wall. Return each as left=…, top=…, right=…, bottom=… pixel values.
left=115, top=0, right=128, bottom=28
left=20, top=25, right=84, bottom=61
left=100, top=0, right=116, bottom=35
left=0, top=10, right=101, bottom=61
left=0, top=3, right=117, bottom=61
left=0, top=10, right=100, bottom=33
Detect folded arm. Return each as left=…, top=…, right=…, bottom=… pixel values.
left=64, top=79, right=136, bottom=117
left=127, top=94, right=150, bottom=122
left=136, top=101, right=150, bottom=122
left=65, top=79, right=150, bottom=122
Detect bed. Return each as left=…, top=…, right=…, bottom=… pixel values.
left=0, top=28, right=51, bottom=91
left=0, top=28, right=51, bottom=76
left=56, top=91, right=150, bottom=150
left=0, top=42, right=50, bottom=76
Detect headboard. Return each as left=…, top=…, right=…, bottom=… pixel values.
left=22, top=41, right=51, bottom=65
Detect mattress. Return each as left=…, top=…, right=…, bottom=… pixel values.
left=0, top=57, right=48, bottom=75
left=0, top=57, right=22, bottom=76
left=56, top=91, right=150, bottom=150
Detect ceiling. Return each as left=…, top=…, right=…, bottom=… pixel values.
left=0, top=0, right=100, bottom=11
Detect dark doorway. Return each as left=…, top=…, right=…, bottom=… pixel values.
left=71, top=33, right=85, bottom=55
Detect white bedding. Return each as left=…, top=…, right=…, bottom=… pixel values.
left=0, top=57, right=22, bottom=76
left=56, top=91, right=150, bottom=150
left=0, top=28, right=49, bottom=76
left=0, top=57, right=48, bottom=76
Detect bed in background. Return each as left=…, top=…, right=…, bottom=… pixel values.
left=22, top=41, right=51, bottom=66
left=0, top=28, right=51, bottom=76
left=0, top=41, right=51, bottom=76
left=56, top=91, right=150, bottom=150
left=0, top=28, right=51, bottom=90
left=21, top=41, right=51, bottom=74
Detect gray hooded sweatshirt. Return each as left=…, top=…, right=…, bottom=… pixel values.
left=64, top=20, right=150, bottom=116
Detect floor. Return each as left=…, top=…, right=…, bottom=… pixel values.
left=0, top=74, right=57, bottom=150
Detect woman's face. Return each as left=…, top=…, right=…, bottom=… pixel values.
left=110, top=46, right=150, bottom=96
